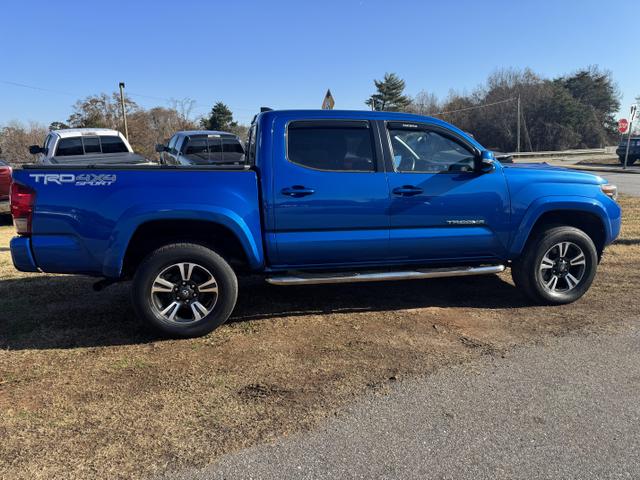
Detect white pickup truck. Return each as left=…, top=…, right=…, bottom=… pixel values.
left=29, top=128, right=148, bottom=165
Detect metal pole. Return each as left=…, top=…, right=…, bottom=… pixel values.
left=119, top=82, right=129, bottom=141
left=623, top=119, right=633, bottom=170
left=516, top=94, right=521, bottom=153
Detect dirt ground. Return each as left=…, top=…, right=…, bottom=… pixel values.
left=1, top=197, right=639, bottom=480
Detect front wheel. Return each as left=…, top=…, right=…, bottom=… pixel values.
left=132, top=243, right=238, bottom=338
left=511, top=226, right=598, bottom=305
left=619, top=155, right=638, bottom=166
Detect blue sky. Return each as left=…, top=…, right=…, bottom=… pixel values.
left=1, top=0, right=638, bottom=126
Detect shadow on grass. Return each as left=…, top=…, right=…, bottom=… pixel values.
left=614, top=238, right=640, bottom=246
left=0, top=272, right=529, bottom=351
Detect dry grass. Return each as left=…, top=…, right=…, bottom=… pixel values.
left=0, top=197, right=639, bottom=479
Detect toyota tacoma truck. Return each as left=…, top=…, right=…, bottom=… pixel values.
left=10, top=110, right=621, bottom=338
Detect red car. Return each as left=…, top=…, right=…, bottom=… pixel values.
left=0, top=159, right=12, bottom=214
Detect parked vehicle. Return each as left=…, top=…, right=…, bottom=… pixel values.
left=616, top=136, right=640, bottom=165
left=0, top=159, right=12, bottom=214
left=156, top=130, right=245, bottom=166
left=10, top=110, right=621, bottom=338
left=29, top=128, right=148, bottom=165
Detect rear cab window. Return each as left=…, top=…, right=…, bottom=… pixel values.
left=287, top=120, right=376, bottom=172
left=222, top=135, right=245, bottom=164
left=56, top=137, right=84, bottom=156
left=182, top=134, right=244, bottom=165
left=55, top=135, right=129, bottom=157
left=100, top=136, right=128, bottom=154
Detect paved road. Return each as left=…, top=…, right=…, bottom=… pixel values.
left=175, top=323, right=640, bottom=480
left=600, top=172, right=640, bottom=196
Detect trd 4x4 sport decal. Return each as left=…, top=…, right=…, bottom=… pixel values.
left=29, top=173, right=116, bottom=186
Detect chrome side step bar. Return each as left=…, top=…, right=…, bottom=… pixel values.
left=266, top=264, right=505, bottom=286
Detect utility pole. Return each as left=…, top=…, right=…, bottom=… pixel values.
left=516, top=94, right=521, bottom=153
left=118, top=82, right=129, bottom=141
left=623, top=104, right=637, bottom=170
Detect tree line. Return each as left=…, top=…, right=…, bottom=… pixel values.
left=0, top=66, right=634, bottom=164
left=0, top=96, right=247, bottom=164
left=366, top=67, right=629, bottom=152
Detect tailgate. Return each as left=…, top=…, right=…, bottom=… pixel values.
left=0, top=165, right=12, bottom=200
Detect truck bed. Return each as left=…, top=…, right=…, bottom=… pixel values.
left=47, top=152, right=151, bottom=165
left=11, top=166, right=263, bottom=277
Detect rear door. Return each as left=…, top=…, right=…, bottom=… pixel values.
left=383, top=121, right=510, bottom=262
left=268, top=118, right=390, bottom=268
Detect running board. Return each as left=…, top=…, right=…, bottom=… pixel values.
left=266, top=265, right=505, bottom=286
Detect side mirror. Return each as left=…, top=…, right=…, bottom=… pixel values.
left=29, top=145, right=43, bottom=155
left=155, top=144, right=167, bottom=153
left=478, top=150, right=496, bottom=173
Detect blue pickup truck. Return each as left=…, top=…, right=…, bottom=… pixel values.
left=10, top=110, right=621, bottom=337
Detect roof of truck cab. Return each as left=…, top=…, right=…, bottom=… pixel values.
left=259, top=109, right=451, bottom=126
left=177, top=130, right=239, bottom=137
left=52, top=128, right=124, bottom=138
left=258, top=109, right=484, bottom=149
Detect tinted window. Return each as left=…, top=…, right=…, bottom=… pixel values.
left=83, top=136, right=101, bottom=153
left=388, top=128, right=475, bottom=173
left=222, top=136, right=245, bottom=163
left=182, top=135, right=232, bottom=164
left=43, top=134, right=54, bottom=153
left=168, top=135, right=179, bottom=154
left=247, top=125, right=257, bottom=165
left=184, top=137, right=208, bottom=159
left=100, top=136, right=128, bottom=154
left=288, top=122, right=375, bottom=171
left=56, top=137, right=84, bottom=156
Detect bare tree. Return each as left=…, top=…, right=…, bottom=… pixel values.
left=0, top=121, right=49, bottom=165
left=170, top=98, right=197, bottom=128
left=409, top=91, right=440, bottom=115
left=67, top=92, right=139, bottom=130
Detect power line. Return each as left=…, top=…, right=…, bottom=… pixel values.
left=127, top=91, right=174, bottom=102
left=1, top=79, right=175, bottom=104
left=430, top=97, right=517, bottom=116
left=0, top=80, right=76, bottom=96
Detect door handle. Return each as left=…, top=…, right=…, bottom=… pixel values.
left=392, top=185, right=424, bottom=196
left=282, top=185, right=315, bottom=197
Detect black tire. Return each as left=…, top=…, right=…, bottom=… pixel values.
left=132, top=243, right=238, bottom=338
left=511, top=226, right=598, bottom=305
left=619, top=155, right=638, bottom=166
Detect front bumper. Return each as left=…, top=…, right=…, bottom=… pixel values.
left=10, top=236, right=39, bottom=272
left=0, top=199, right=9, bottom=214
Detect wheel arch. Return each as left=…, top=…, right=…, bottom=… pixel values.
left=103, top=209, right=264, bottom=278
left=509, top=197, right=610, bottom=260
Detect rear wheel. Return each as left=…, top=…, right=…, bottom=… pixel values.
left=511, top=226, right=598, bottom=305
left=132, top=243, right=238, bottom=338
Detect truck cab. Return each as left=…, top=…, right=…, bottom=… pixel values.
left=29, top=128, right=147, bottom=165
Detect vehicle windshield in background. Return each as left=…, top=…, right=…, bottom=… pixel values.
left=183, top=135, right=245, bottom=165
left=55, top=135, right=130, bottom=158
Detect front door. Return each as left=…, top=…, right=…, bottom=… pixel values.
left=269, top=119, right=390, bottom=268
left=383, top=122, right=510, bottom=263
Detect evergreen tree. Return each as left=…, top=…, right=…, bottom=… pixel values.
left=365, top=73, right=411, bottom=111
left=200, top=102, right=238, bottom=131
